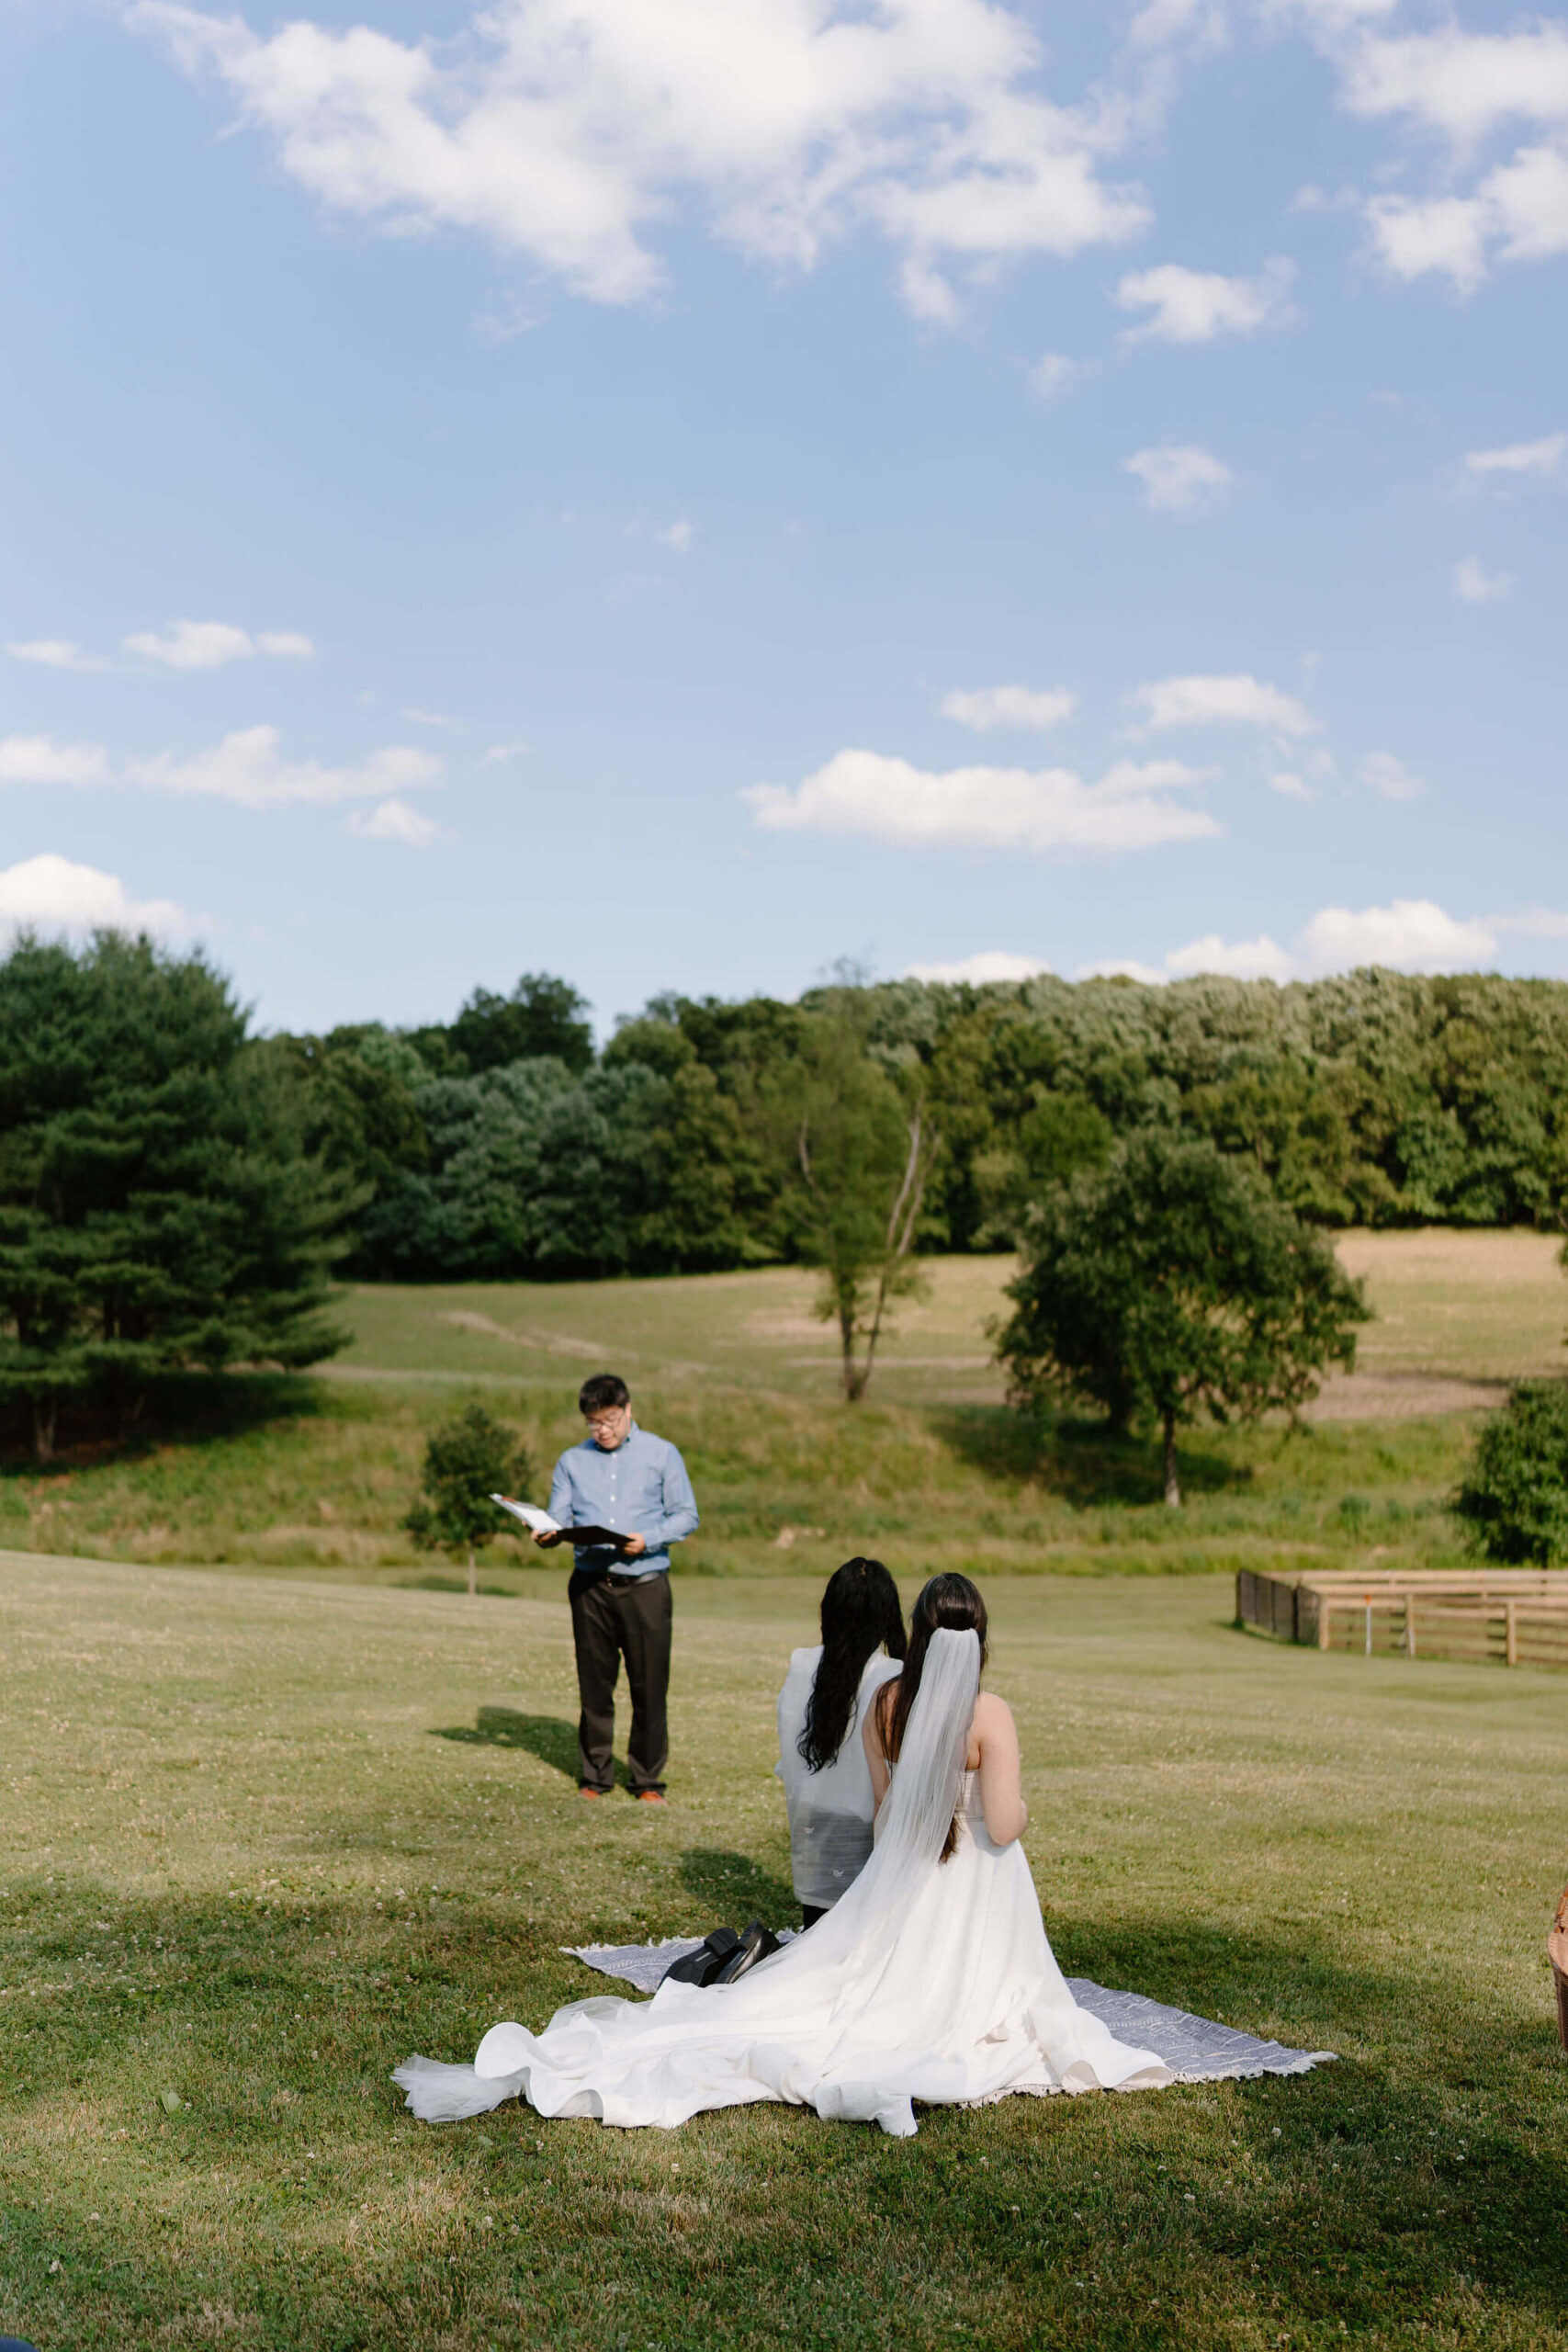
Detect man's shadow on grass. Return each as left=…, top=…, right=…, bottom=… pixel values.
left=430, top=1709, right=578, bottom=1778
left=679, top=1848, right=796, bottom=1926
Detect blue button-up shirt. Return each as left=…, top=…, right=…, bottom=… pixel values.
left=547, top=1423, right=699, bottom=1580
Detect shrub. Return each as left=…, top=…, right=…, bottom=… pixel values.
left=404, top=1404, right=532, bottom=1595
left=1452, top=1381, right=1568, bottom=1565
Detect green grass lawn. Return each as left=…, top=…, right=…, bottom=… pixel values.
left=6, top=1230, right=1564, bottom=1582
left=2, top=1552, right=1565, bottom=2349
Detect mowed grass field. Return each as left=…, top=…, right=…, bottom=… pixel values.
left=1, top=1230, right=1562, bottom=1582
left=331, top=1230, right=1568, bottom=1408
left=2, top=1553, right=1566, bottom=2350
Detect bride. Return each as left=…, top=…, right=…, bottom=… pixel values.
left=396, top=1573, right=1170, bottom=2138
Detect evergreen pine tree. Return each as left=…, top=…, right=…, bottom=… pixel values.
left=0, top=933, right=349, bottom=1460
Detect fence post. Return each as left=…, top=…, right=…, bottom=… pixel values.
left=1406, top=1599, right=1417, bottom=1658
left=1317, top=1594, right=1332, bottom=1651
left=1365, top=1600, right=1373, bottom=1658
left=1506, top=1600, right=1518, bottom=1668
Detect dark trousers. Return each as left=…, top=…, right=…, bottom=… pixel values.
left=569, top=1568, right=671, bottom=1792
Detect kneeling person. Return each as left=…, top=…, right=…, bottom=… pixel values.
left=538, top=1374, right=698, bottom=1802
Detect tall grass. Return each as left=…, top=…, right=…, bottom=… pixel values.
left=0, top=1371, right=1479, bottom=1581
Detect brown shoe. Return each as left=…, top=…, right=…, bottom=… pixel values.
left=635, top=1790, right=667, bottom=1804
left=578, top=1785, right=606, bottom=1800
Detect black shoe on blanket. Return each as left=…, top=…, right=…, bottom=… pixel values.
left=711, top=1919, right=781, bottom=1985
left=660, top=1928, right=741, bottom=1987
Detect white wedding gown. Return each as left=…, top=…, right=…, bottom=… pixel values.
left=396, top=1631, right=1171, bottom=2139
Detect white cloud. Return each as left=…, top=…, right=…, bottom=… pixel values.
left=343, top=797, right=439, bottom=846
left=1077, top=956, right=1166, bottom=983
left=941, top=684, right=1076, bottom=734
left=1270, top=771, right=1314, bottom=802
left=1301, top=899, right=1495, bottom=974
left=1114, top=256, right=1295, bottom=344
left=1452, top=555, right=1512, bottom=603
left=1491, top=907, right=1568, bottom=940
left=125, top=725, right=443, bottom=809
left=6, top=639, right=109, bottom=673
left=130, top=0, right=1152, bottom=319
left=897, top=255, right=963, bottom=326
left=1365, top=163, right=1568, bottom=292
left=1123, top=444, right=1233, bottom=514
left=1363, top=193, right=1490, bottom=291
left=625, top=514, right=697, bottom=554
left=1127, top=673, right=1317, bottom=736
left=0, top=853, right=189, bottom=936
left=1342, top=28, right=1568, bottom=288
left=742, top=748, right=1219, bottom=854
left=482, top=740, right=530, bottom=763
left=1126, top=0, right=1227, bottom=53
left=903, top=949, right=1051, bottom=984
left=123, top=620, right=256, bottom=670
left=1465, top=432, right=1565, bottom=479
left=123, top=619, right=316, bottom=671
left=1087, top=896, right=1503, bottom=987
left=1291, top=181, right=1359, bottom=215
left=1359, top=750, right=1425, bottom=802
left=1164, top=931, right=1296, bottom=981
left=400, top=707, right=459, bottom=728
left=0, top=733, right=111, bottom=786
left=1339, top=26, right=1568, bottom=146
left=1028, top=351, right=1085, bottom=398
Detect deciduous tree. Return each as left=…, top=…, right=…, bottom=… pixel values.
left=995, top=1130, right=1369, bottom=1504
left=449, top=973, right=594, bottom=1076
left=764, top=1001, right=939, bottom=1402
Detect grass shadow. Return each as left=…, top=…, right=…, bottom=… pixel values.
left=678, top=1847, right=797, bottom=1927
left=0, top=1368, right=325, bottom=1477
left=929, top=1401, right=1248, bottom=1508
left=430, top=1709, right=578, bottom=1777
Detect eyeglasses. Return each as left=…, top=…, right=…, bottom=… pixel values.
left=586, top=1412, right=626, bottom=1430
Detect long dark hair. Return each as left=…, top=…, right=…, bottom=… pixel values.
left=874, top=1574, right=988, bottom=1860
left=877, top=1571, right=988, bottom=1760
left=797, top=1557, right=908, bottom=1772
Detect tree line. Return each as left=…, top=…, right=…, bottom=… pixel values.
left=288, top=956, right=1568, bottom=1282
left=4, top=932, right=1566, bottom=1458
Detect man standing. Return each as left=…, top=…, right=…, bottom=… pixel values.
left=536, top=1374, right=698, bottom=1803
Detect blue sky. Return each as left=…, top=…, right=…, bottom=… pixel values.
left=2, top=0, right=1565, bottom=1035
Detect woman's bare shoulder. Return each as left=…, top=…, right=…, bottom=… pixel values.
left=866, top=1673, right=901, bottom=1741
left=973, top=1690, right=1016, bottom=1734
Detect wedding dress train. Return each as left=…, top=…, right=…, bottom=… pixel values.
left=395, top=1631, right=1171, bottom=2138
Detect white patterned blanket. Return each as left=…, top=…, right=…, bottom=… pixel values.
left=562, top=1936, right=1337, bottom=2086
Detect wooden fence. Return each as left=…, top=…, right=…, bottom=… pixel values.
left=1236, top=1566, right=1568, bottom=1671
